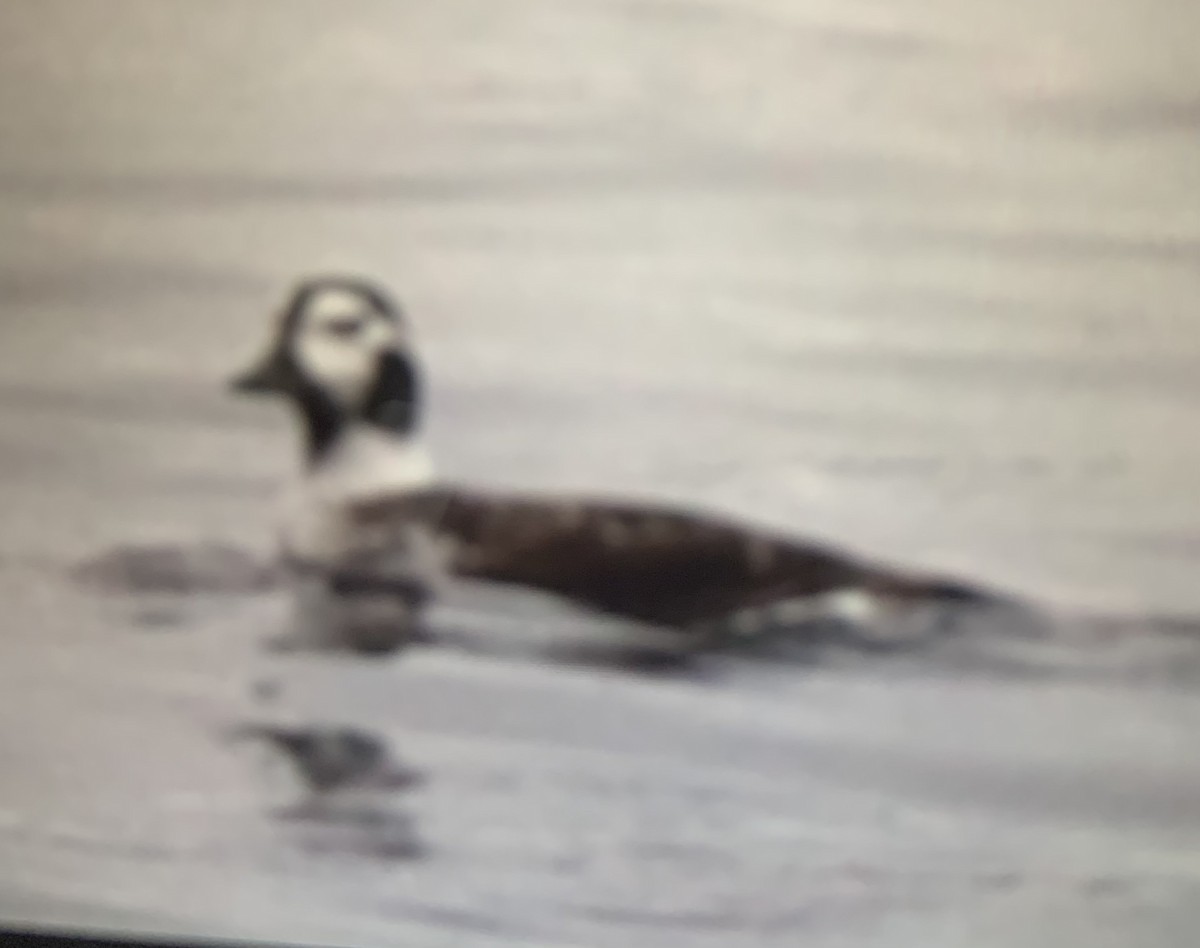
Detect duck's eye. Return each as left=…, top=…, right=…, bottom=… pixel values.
left=324, top=317, right=362, bottom=338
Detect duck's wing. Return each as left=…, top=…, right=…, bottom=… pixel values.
left=344, top=486, right=1003, bottom=629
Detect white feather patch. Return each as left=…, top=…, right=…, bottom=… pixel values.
left=292, top=290, right=400, bottom=409
left=282, top=425, right=436, bottom=561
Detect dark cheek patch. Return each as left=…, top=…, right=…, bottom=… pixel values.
left=361, top=350, right=422, bottom=434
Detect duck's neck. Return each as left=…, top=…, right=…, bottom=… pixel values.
left=303, top=422, right=435, bottom=503
left=294, top=348, right=427, bottom=492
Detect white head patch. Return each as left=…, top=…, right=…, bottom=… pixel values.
left=292, top=288, right=401, bottom=409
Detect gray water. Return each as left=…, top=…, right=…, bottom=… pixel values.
left=1, top=1, right=1200, bottom=945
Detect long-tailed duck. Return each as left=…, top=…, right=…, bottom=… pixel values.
left=231, top=276, right=1018, bottom=662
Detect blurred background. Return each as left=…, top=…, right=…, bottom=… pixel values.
left=1, top=2, right=1199, bottom=946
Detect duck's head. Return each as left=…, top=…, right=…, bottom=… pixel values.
left=231, top=276, right=422, bottom=464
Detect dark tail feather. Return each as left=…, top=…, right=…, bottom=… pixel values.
left=887, top=571, right=1025, bottom=610
left=928, top=580, right=1011, bottom=605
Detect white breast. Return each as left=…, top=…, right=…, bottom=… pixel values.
left=280, top=426, right=436, bottom=563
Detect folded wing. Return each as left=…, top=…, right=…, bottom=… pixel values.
left=343, top=487, right=1007, bottom=629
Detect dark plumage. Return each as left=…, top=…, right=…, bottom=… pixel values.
left=335, top=486, right=1010, bottom=636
